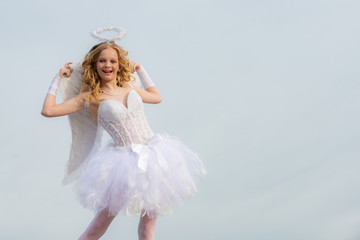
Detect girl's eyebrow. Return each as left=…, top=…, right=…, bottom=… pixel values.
left=98, top=58, right=118, bottom=60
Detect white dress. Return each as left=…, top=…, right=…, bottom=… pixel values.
left=64, top=74, right=207, bottom=218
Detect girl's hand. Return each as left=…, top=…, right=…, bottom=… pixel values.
left=130, top=61, right=141, bottom=73
left=59, top=62, right=73, bottom=78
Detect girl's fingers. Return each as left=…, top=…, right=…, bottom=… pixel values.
left=60, top=68, right=71, bottom=77
left=65, top=62, right=73, bottom=71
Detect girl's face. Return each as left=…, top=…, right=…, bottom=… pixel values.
left=96, top=47, right=120, bottom=82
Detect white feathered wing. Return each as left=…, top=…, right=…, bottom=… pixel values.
left=60, top=64, right=102, bottom=184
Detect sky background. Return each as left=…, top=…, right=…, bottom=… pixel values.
left=1, top=0, right=360, bottom=239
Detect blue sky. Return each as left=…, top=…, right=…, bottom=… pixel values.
left=1, top=0, right=360, bottom=239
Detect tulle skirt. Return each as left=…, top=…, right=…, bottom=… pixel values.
left=75, top=133, right=206, bottom=218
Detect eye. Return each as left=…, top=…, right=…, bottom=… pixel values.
left=111, top=60, right=117, bottom=63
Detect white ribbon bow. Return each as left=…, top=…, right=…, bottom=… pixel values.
left=131, top=134, right=169, bottom=172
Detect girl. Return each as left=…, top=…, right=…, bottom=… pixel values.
left=41, top=40, right=206, bottom=240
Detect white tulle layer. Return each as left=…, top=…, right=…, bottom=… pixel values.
left=75, top=133, right=206, bottom=219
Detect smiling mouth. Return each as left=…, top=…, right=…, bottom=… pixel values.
left=102, top=70, right=113, bottom=74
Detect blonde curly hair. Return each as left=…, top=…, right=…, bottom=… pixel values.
left=81, top=41, right=135, bottom=108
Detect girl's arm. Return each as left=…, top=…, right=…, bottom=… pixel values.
left=130, top=61, right=162, bottom=104
left=133, top=86, right=161, bottom=104
left=41, top=93, right=86, bottom=117
left=41, top=62, right=86, bottom=117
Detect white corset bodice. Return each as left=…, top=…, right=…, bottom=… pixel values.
left=98, top=89, right=154, bottom=147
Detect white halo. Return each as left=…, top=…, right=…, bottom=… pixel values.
left=92, top=27, right=127, bottom=42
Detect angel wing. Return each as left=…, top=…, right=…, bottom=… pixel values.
left=60, top=64, right=102, bottom=184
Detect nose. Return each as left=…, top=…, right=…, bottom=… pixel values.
left=105, top=61, right=111, bottom=67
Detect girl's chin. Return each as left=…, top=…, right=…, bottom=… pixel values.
left=100, top=76, right=116, bottom=82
